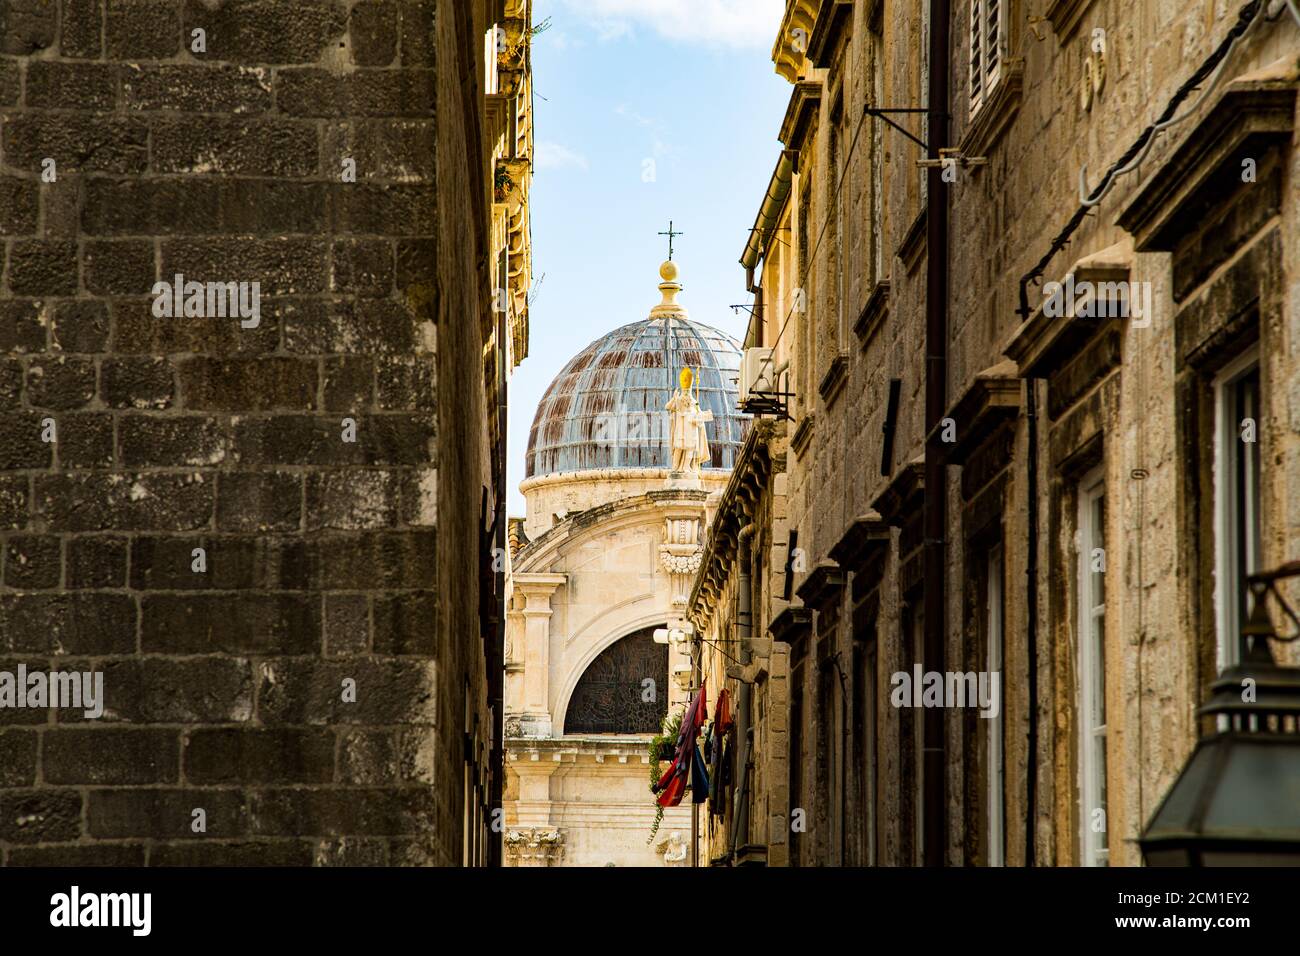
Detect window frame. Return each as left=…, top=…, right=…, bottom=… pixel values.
left=1076, top=467, right=1108, bottom=867
left=969, top=0, right=1007, bottom=116
left=1212, top=345, right=1262, bottom=673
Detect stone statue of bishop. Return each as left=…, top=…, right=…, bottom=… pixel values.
left=666, top=366, right=712, bottom=474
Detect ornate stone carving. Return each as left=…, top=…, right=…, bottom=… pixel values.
left=504, top=827, right=565, bottom=866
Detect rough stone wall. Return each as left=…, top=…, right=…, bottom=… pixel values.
left=0, top=0, right=491, bottom=866
left=761, top=0, right=1299, bottom=869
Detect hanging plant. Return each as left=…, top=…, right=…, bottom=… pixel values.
left=647, top=708, right=684, bottom=843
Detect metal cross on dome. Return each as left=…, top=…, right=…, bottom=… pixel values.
left=658, top=220, right=683, bottom=261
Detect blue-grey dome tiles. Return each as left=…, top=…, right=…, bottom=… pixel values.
left=526, top=317, right=747, bottom=478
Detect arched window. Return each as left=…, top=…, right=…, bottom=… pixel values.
left=564, top=626, right=668, bottom=735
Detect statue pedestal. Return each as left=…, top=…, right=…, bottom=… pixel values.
left=664, top=471, right=702, bottom=490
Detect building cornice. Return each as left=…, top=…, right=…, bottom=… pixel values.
left=772, top=0, right=824, bottom=83
left=939, top=360, right=1022, bottom=464
left=779, top=80, right=823, bottom=150
left=1117, top=80, right=1298, bottom=254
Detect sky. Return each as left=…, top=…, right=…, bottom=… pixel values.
left=507, top=0, right=791, bottom=515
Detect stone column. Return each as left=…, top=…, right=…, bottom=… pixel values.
left=510, top=573, right=566, bottom=738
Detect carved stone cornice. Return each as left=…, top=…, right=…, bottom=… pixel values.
left=795, top=560, right=844, bottom=610
left=854, top=280, right=890, bottom=350
left=1117, top=82, right=1298, bottom=254
left=769, top=605, right=813, bottom=647
left=870, top=458, right=924, bottom=527
left=1004, top=240, right=1131, bottom=380
left=808, top=0, right=852, bottom=69
left=772, top=0, right=824, bottom=83
left=817, top=353, right=849, bottom=408
left=779, top=80, right=823, bottom=151
left=828, top=512, right=890, bottom=570
left=941, top=360, right=1021, bottom=464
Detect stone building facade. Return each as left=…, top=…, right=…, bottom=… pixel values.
left=0, top=0, right=533, bottom=866
left=503, top=261, right=743, bottom=866
left=689, top=0, right=1300, bottom=866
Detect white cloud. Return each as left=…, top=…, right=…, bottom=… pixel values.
left=556, top=0, right=783, bottom=49
left=535, top=141, right=591, bottom=171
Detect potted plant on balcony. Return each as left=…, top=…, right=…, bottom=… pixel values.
left=647, top=709, right=683, bottom=842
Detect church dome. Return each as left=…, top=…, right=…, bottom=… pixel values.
left=525, top=262, right=745, bottom=479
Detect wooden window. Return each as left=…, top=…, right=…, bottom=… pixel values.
left=969, top=0, right=1006, bottom=115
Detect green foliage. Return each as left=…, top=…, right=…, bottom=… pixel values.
left=646, top=708, right=684, bottom=844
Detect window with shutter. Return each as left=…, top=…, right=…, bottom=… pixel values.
left=970, top=0, right=1007, bottom=115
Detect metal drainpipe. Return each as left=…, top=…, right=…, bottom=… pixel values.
left=922, top=0, right=951, bottom=868
left=730, top=523, right=757, bottom=862
left=1024, top=379, right=1039, bottom=867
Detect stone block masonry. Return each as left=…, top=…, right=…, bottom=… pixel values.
left=0, top=0, right=493, bottom=866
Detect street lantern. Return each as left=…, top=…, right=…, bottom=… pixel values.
left=1140, top=562, right=1300, bottom=865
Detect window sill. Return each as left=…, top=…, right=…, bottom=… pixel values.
left=818, top=352, right=850, bottom=408
left=854, top=280, right=890, bottom=351
left=961, top=59, right=1024, bottom=160
left=791, top=413, right=816, bottom=459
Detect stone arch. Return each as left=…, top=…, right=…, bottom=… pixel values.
left=563, top=625, right=668, bottom=735
left=554, top=612, right=669, bottom=736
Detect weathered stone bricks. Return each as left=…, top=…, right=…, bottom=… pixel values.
left=88, top=788, right=248, bottom=840
left=43, top=729, right=180, bottom=785
left=25, top=356, right=96, bottom=409
left=276, top=68, right=434, bottom=117
left=0, top=476, right=29, bottom=529
left=0, top=360, right=20, bottom=409
left=0, top=791, right=81, bottom=844
left=215, top=472, right=302, bottom=532
left=0, top=731, right=38, bottom=788
left=3, top=535, right=61, bottom=589
left=2, top=0, right=484, bottom=868
left=63, top=659, right=253, bottom=724
left=178, top=357, right=318, bottom=412
left=0, top=413, right=53, bottom=469
left=101, top=357, right=176, bottom=409
left=119, top=415, right=227, bottom=467
left=25, top=61, right=118, bottom=111
left=152, top=118, right=319, bottom=177
left=0, top=176, right=38, bottom=235
left=161, top=238, right=328, bottom=294
left=123, top=64, right=272, bottom=114
left=149, top=840, right=313, bottom=867
left=250, top=787, right=433, bottom=836
left=183, top=0, right=347, bottom=65
left=105, top=0, right=180, bottom=60
left=52, top=300, right=110, bottom=353
left=66, top=535, right=127, bottom=588
left=141, top=593, right=320, bottom=655
left=59, top=0, right=104, bottom=60
left=255, top=660, right=438, bottom=725
left=1, top=116, right=149, bottom=174
left=58, top=412, right=115, bottom=469
left=8, top=844, right=147, bottom=866
left=6, top=240, right=78, bottom=296
left=0, top=593, right=136, bottom=655
left=184, top=728, right=335, bottom=785
left=0, top=0, right=56, bottom=56
left=83, top=239, right=155, bottom=295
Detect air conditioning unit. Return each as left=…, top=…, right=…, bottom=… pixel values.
left=739, top=347, right=774, bottom=403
